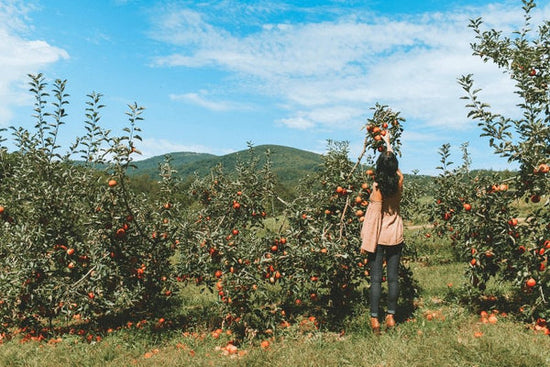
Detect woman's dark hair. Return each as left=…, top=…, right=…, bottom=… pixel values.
left=375, top=151, right=399, bottom=197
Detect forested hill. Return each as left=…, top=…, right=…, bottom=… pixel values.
left=127, top=144, right=513, bottom=194
left=129, top=144, right=325, bottom=187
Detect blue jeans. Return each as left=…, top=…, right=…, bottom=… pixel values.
left=368, top=243, right=403, bottom=318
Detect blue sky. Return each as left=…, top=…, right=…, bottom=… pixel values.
left=1, top=0, right=548, bottom=174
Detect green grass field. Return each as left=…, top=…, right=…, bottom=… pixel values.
left=1, top=229, right=549, bottom=367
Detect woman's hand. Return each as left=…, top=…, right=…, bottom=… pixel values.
left=383, top=131, right=393, bottom=152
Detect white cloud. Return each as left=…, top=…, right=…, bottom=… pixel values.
left=307, top=105, right=365, bottom=125
left=278, top=115, right=315, bottom=130
left=0, top=1, right=69, bottom=125
left=151, top=7, right=230, bottom=48
left=278, top=105, right=364, bottom=131
left=150, top=2, right=543, bottom=133
left=0, top=0, right=33, bottom=32
left=170, top=91, right=251, bottom=111
left=402, top=130, right=441, bottom=143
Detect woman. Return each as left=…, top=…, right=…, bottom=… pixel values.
left=360, top=132, right=404, bottom=334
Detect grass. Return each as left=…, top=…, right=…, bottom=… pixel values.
left=2, top=297, right=549, bottom=366
left=1, top=233, right=549, bottom=366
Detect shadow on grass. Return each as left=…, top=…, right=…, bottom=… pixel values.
left=444, top=283, right=536, bottom=322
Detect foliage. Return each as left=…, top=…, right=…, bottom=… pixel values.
left=177, top=105, right=419, bottom=338
left=176, top=144, right=280, bottom=337
left=430, top=144, right=519, bottom=283
left=362, top=103, right=405, bottom=160
left=0, top=74, right=178, bottom=332
left=440, top=0, right=550, bottom=321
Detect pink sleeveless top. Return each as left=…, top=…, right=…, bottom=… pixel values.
left=360, top=184, right=404, bottom=253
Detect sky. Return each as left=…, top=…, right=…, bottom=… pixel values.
left=1, top=0, right=549, bottom=175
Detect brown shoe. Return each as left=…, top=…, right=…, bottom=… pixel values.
left=370, top=317, right=381, bottom=335
left=385, top=314, right=396, bottom=329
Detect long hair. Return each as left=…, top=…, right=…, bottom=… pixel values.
left=375, top=151, right=399, bottom=197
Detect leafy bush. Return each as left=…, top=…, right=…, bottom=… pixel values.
left=434, top=0, right=549, bottom=321
left=0, top=75, right=177, bottom=332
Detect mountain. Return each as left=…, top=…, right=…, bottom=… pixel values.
left=126, top=144, right=439, bottom=195
left=128, top=144, right=324, bottom=187
left=128, top=151, right=217, bottom=177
